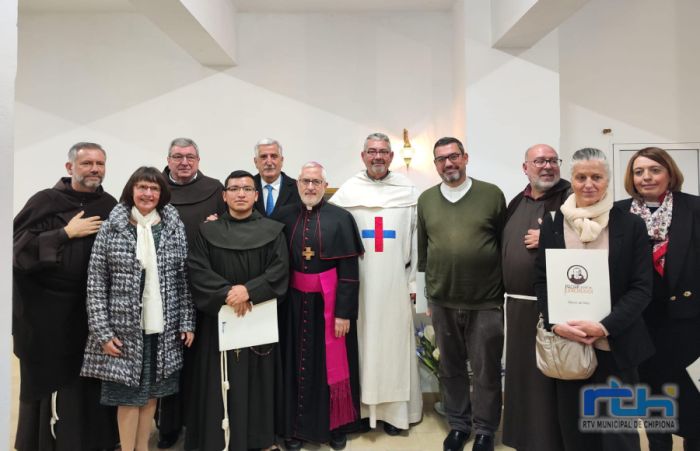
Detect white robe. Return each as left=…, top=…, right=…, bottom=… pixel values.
left=330, top=171, right=423, bottom=429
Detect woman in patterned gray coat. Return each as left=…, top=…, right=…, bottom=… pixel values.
left=81, top=167, right=196, bottom=451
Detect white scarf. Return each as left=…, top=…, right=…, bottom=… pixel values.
left=559, top=191, right=614, bottom=243
left=132, top=206, right=164, bottom=334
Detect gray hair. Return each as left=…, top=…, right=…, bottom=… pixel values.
left=68, top=142, right=106, bottom=163
left=254, top=138, right=284, bottom=157
left=299, top=161, right=327, bottom=180
left=570, top=147, right=610, bottom=176
left=169, top=137, right=199, bottom=156
left=363, top=132, right=391, bottom=151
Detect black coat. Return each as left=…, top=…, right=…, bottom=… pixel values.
left=616, top=192, right=700, bottom=438
left=254, top=172, right=302, bottom=217
left=534, top=205, right=654, bottom=370
left=13, top=179, right=117, bottom=400
left=616, top=192, right=700, bottom=320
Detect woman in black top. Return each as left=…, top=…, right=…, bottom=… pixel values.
left=535, top=148, right=653, bottom=451
left=617, top=147, right=700, bottom=451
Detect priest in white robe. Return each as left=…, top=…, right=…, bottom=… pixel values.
left=329, top=132, right=423, bottom=435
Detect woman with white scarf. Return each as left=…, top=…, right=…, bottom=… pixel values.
left=81, top=167, right=195, bottom=451
left=617, top=147, right=700, bottom=451
left=534, top=148, right=654, bottom=451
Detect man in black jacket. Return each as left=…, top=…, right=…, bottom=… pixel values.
left=253, top=138, right=301, bottom=216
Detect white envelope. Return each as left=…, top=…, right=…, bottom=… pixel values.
left=218, top=298, right=278, bottom=352
left=687, top=357, right=700, bottom=393
left=545, top=249, right=611, bottom=324
left=415, top=272, right=428, bottom=314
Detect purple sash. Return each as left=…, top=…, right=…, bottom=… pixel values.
left=290, top=268, right=357, bottom=429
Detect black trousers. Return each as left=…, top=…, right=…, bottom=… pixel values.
left=555, top=350, right=641, bottom=451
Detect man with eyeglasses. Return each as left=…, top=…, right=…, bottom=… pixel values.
left=330, top=132, right=423, bottom=437
left=163, top=137, right=225, bottom=243
left=275, top=162, right=365, bottom=451
left=417, top=137, right=506, bottom=451
left=186, top=170, right=289, bottom=451
left=156, top=137, right=225, bottom=448
left=501, top=144, right=570, bottom=451
left=253, top=138, right=301, bottom=217
left=13, top=142, right=119, bottom=451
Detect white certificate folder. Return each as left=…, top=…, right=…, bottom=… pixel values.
left=218, top=299, right=278, bottom=352
left=545, top=249, right=611, bottom=324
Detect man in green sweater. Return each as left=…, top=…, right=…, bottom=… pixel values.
left=417, top=137, right=506, bottom=451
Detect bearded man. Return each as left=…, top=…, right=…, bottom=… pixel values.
left=275, top=162, right=364, bottom=451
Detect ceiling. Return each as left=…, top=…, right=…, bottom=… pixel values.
left=232, top=0, right=455, bottom=12
left=19, top=0, right=455, bottom=13
left=19, top=0, right=136, bottom=12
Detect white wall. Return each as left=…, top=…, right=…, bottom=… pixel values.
left=461, top=0, right=561, bottom=201
left=559, top=0, right=700, bottom=171
left=451, top=0, right=467, bottom=140
left=1, top=1, right=18, bottom=446
left=14, top=11, right=453, bottom=212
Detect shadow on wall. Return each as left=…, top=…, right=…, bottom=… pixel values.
left=558, top=0, right=699, bottom=144
left=16, top=11, right=455, bottom=150
left=15, top=12, right=220, bottom=147
left=221, top=12, right=454, bottom=138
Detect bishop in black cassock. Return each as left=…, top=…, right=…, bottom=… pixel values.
left=186, top=170, right=289, bottom=451
left=13, top=146, right=119, bottom=451
left=275, top=162, right=364, bottom=449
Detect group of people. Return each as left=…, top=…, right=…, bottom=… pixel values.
left=503, top=145, right=699, bottom=451
left=11, top=134, right=699, bottom=451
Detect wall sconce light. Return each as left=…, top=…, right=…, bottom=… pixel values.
left=401, top=128, right=415, bottom=169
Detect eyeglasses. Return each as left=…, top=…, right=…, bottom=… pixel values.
left=299, top=178, right=324, bottom=187
left=224, top=186, right=255, bottom=193
left=169, top=154, right=199, bottom=162
left=365, top=149, right=391, bottom=157
left=528, top=158, right=562, bottom=168
left=135, top=184, right=161, bottom=193
left=434, top=153, right=463, bottom=165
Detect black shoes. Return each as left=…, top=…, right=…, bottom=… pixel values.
left=157, top=430, right=180, bottom=449
left=383, top=421, right=402, bottom=436
left=358, top=417, right=372, bottom=433
left=443, top=429, right=470, bottom=451
left=284, top=438, right=303, bottom=450
left=471, top=434, right=494, bottom=451
left=329, top=431, right=347, bottom=450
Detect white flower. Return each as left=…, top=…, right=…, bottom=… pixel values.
left=424, top=325, right=435, bottom=344
left=432, top=348, right=440, bottom=360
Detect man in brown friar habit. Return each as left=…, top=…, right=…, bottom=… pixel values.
left=13, top=142, right=119, bottom=451
left=275, top=162, right=365, bottom=451
left=157, top=137, right=225, bottom=448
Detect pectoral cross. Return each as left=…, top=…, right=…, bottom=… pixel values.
left=302, top=246, right=315, bottom=260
